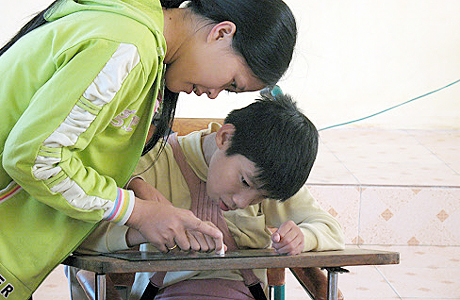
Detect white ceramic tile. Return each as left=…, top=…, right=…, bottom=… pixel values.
left=359, top=187, right=460, bottom=245
left=283, top=267, right=402, bottom=300
left=378, top=266, right=460, bottom=298
left=355, top=245, right=460, bottom=299
left=359, top=187, right=418, bottom=245
left=308, top=142, right=359, bottom=185
left=318, top=128, right=460, bottom=186
left=348, top=161, right=459, bottom=186
left=400, top=298, right=457, bottom=300
left=307, top=185, right=361, bottom=244
left=407, top=129, right=460, bottom=175
left=284, top=269, right=314, bottom=300
left=371, top=245, right=460, bottom=269
left=335, top=265, right=401, bottom=299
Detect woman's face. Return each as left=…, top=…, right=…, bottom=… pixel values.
left=164, top=22, right=265, bottom=98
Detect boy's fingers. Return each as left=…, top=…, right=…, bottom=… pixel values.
left=214, top=237, right=225, bottom=255
left=281, top=229, right=297, bottom=245
left=274, top=239, right=302, bottom=255
left=271, top=232, right=281, bottom=243
left=203, top=221, right=225, bottom=254
left=203, top=233, right=215, bottom=251
left=202, top=221, right=224, bottom=253
left=277, top=220, right=295, bottom=236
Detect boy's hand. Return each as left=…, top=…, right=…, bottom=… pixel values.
left=271, top=220, right=304, bottom=255
left=127, top=177, right=171, bottom=205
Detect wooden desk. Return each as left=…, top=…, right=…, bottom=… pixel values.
left=62, top=248, right=399, bottom=300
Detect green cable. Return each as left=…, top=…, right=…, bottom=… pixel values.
left=318, top=78, right=460, bottom=131
left=261, top=79, right=460, bottom=131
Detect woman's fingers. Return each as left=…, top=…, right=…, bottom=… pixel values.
left=173, top=227, right=192, bottom=251
left=182, top=218, right=225, bottom=254
left=186, top=231, right=201, bottom=251
left=186, top=231, right=210, bottom=252
left=127, top=198, right=225, bottom=254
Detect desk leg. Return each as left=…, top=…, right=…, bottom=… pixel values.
left=325, top=267, right=349, bottom=300
left=273, top=285, right=285, bottom=300
left=94, top=273, right=106, bottom=300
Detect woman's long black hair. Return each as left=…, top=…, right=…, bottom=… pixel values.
left=1, top=0, right=296, bottom=155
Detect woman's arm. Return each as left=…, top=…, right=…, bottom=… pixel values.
left=3, top=40, right=147, bottom=224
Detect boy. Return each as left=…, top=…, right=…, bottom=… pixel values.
left=76, top=93, right=345, bottom=299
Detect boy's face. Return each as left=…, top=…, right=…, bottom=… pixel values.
left=206, top=125, right=267, bottom=211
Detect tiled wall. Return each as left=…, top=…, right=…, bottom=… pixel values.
left=309, top=185, right=460, bottom=246
left=305, top=128, right=460, bottom=247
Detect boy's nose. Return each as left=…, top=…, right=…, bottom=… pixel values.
left=232, top=194, right=251, bottom=209
left=207, top=88, right=222, bottom=99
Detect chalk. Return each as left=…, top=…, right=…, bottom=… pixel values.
left=217, top=247, right=225, bottom=256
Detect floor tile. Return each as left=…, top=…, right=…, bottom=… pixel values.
left=379, top=265, right=460, bottom=298
left=407, top=129, right=460, bottom=175
left=337, top=265, right=401, bottom=299
left=308, top=142, right=359, bottom=185
left=400, top=298, right=457, bottom=300
left=284, top=264, right=401, bottom=300
left=356, top=245, right=460, bottom=299
left=319, top=128, right=460, bottom=186
left=284, top=269, right=314, bottom=300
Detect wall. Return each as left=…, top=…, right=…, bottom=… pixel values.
left=2, top=0, right=459, bottom=130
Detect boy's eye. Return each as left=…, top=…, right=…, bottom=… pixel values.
left=225, top=81, right=239, bottom=93
left=241, top=177, right=250, bottom=187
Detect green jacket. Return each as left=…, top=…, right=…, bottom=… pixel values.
left=0, top=0, right=166, bottom=298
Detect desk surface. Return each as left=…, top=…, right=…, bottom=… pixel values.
left=62, top=248, right=399, bottom=274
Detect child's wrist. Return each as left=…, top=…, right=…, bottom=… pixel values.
left=126, top=227, right=146, bottom=247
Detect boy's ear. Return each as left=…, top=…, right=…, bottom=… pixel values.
left=207, top=21, right=236, bottom=43
left=215, top=123, right=236, bottom=150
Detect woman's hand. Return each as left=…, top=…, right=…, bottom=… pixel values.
left=126, top=207, right=228, bottom=254
left=270, top=220, right=305, bottom=255
left=186, top=222, right=227, bottom=253
left=126, top=198, right=224, bottom=253
left=125, top=178, right=225, bottom=253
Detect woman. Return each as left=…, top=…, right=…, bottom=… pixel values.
left=0, top=0, right=296, bottom=298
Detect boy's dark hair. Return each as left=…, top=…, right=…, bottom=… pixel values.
left=224, top=94, right=318, bottom=201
